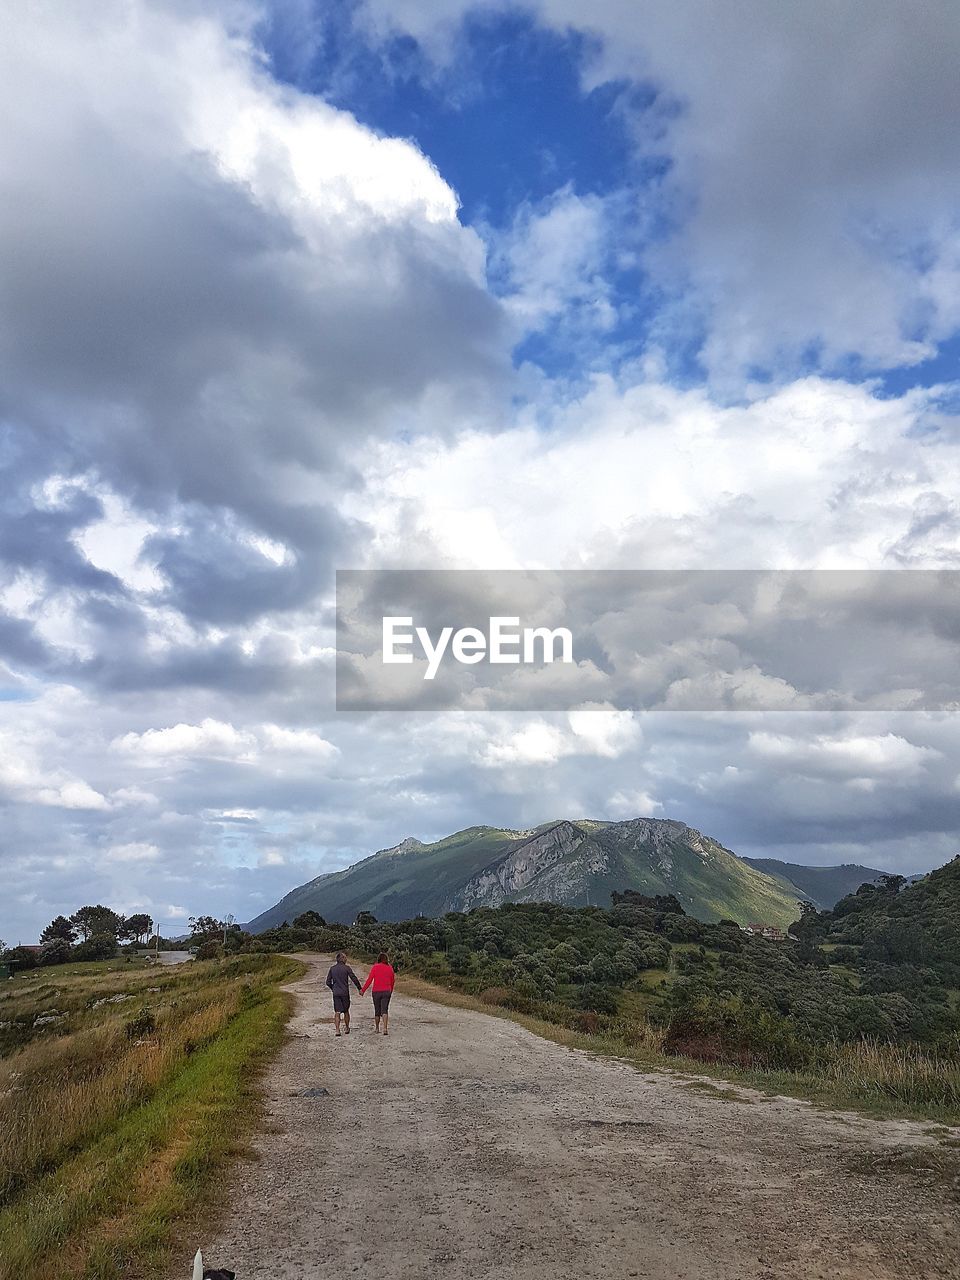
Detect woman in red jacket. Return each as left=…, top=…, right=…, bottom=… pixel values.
left=361, top=952, right=396, bottom=1035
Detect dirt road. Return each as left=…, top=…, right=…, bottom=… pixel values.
left=202, top=955, right=959, bottom=1279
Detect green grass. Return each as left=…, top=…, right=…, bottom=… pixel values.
left=0, top=953, right=302, bottom=1280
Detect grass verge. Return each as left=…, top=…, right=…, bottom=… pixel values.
left=0, top=954, right=303, bottom=1280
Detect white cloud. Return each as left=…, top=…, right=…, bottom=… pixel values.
left=74, top=489, right=165, bottom=592
left=479, top=722, right=570, bottom=767
left=260, top=725, right=339, bottom=759
left=35, top=779, right=113, bottom=811
left=491, top=187, right=623, bottom=338
left=607, top=788, right=662, bottom=818
left=567, top=706, right=641, bottom=757
left=104, top=842, right=161, bottom=863
left=360, top=0, right=960, bottom=377
left=115, top=718, right=256, bottom=761
left=477, top=707, right=641, bottom=766
left=0, top=0, right=508, bottom=634
left=353, top=375, right=959, bottom=572
left=0, top=727, right=113, bottom=811
left=747, top=731, right=939, bottom=781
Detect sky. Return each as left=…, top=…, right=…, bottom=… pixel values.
left=2, top=0, right=960, bottom=941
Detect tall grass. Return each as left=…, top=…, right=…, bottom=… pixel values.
left=0, top=954, right=301, bottom=1280
left=824, top=1038, right=960, bottom=1112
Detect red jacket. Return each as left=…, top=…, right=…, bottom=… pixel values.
left=361, top=962, right=395, bottom=994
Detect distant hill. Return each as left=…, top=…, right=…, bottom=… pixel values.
left=246, top=818, right=803, bottom=931
left=741, top=858, right=886, bottom=910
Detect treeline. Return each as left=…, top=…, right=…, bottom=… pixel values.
left=1, top=906, right=155, bottom=969
left=247, top=862, right=960, bottom=1069
left=1, top=909, right=242, bottom=970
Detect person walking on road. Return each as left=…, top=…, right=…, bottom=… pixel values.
left=325, top=952, right=362, bottom=1036
left=361, top=952, right=396, bottom=1035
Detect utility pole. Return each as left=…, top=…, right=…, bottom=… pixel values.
left=223, top=913, right=235, bottom=947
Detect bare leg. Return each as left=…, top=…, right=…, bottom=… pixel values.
left=334, top=1011, right=342, bottom=1036
left=344, top=1009, right=351, bottom=1034
left=374, top=1015, right=380, bottom=1033
left=383, top=1010, right=389, bottom=1036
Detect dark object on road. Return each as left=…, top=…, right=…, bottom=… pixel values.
left=295, top=1086, right=330, bottom=1097
left=204, top=1270, right=236, bottom=1279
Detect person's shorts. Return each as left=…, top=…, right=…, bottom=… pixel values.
left=372, top=991, right=392, bottom=1017
left=332, top=993, right=350, bottom=1014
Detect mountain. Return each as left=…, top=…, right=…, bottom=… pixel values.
left=246, top=818, right=804, bottom=932
left=741, top=858, right=886, bottom=910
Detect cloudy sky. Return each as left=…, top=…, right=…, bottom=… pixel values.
left=3, top=0, right=960, bottom=942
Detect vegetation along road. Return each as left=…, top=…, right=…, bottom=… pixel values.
left=202, top=954, right=960, bottom=1280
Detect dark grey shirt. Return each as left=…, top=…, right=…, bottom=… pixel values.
left=325, top=961, right=362, bottom=998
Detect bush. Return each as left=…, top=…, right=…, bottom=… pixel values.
left=479, top=987, right=512, bottom=1007
left=448, top=945, right=474, bottom=975
left=513, top=975, right=539, bottom=1000
left=125, top=1006, right=157, bottom=1039
left=38, top=939, right=72, bottom=966
left=578, top=983, right=619, bottom=1015
left=663, top=990, right=805, bottom=1069
left=196, top=940, right=224, bottom=961
left=73, top=933, right=117, bottom=962
left=5, top=945, right=39, bottom=970
left=293, top=910, right=326, bottom=929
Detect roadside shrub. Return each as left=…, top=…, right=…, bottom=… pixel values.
left=512, top=975, right=539, bottom=1000
left=479, top=987, right=512, bottom=1007
left=578, top=983, right=619, bottom=1015
left=196, top=940, right=224, bottom=961
left=663, top=990, right=805, bottom=1069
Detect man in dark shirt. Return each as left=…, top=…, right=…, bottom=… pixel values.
left=325, top=951, right=362, bottom=1036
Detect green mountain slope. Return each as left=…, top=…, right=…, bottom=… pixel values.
left=741, top=858, right=884, bottom=910
left=246, top=818, right=803, bottom=931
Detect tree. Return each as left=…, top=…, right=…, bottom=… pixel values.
left=39, top=938, right=72, bottom=966
left=70, top=905, right=121, bottom=941
left=40, top=915, right=76, bottom=944
left=612, top=890, right=685, bottom=914
left=578, top=983, right=619, bottom=1015
left=789, top=900, right=823, bottom=942
left=6, top=945, right=39, bottom=970
left=293, top=910, right=326, bottom=929
left=448, top=944, right=475, bottom=975
left=120, top=913, right=153, bottom=944
left=355, top=911, right=378, bottom=930
left=223, top=927, right=249, bottom=955
left=188, top=915, right=223, bottom=942
left=73, top=933, right=118, bottom=962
